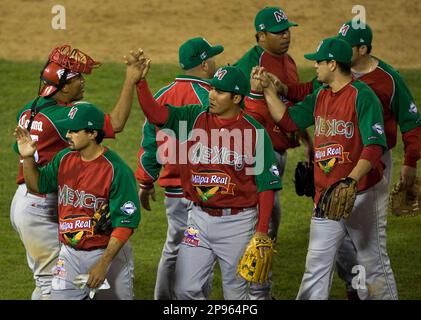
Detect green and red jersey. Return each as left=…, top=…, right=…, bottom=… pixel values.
left=157, top=104, right=282, bottom=208
left=234, top=45, right=301, bottom=151
left=37, top=147, right=140, bottom=250
left=135, top=75, right=210, bottom=196
left=287, top=58, right=421, bottom=166
left=286, top=80, right=387, bottom=203
left=15, top=98, right=115, bottom=184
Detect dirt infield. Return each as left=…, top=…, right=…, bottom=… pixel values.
left=1, top=0, right=420, bottom=68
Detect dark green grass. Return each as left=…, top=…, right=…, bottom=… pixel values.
left=0, top=59, right=420, bottom=299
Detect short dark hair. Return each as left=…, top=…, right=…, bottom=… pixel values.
left=85, top=129, right=105, bottom=144
left=336, top=61, right=351, bottom=75
left=255, top=31, right=266, bottom=43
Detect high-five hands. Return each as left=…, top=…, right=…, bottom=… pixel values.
left=123, top=48, right=151, bottom=83
left=251, top=67, right=277, bottom=94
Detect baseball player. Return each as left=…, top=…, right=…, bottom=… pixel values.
left=280, top=21, right=421, bottom=299
left=258, top=37, right=398, bottom=299
left=135, top=37, right=223, bottom=300
left=132, top=50, right=281, bottom=299
left=234, top=6, right=313, bottom=300
left=10, top=44, right=142, bottom=299
left=15, top=103, right=141, bottom=300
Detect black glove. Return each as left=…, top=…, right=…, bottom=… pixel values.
left=294, top=161, right=315, bottom=198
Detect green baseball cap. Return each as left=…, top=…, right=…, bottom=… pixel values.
left=255, top=7, right=298, bottom=33
left=210, top=66, right=250, bottom=96
left=336, top=20, right=373, bottom=47
left=304, top=37, right=352, bottom=64
left=179, top=37, right=224, bottom=70
left=57, top=103, right=104, bottom=131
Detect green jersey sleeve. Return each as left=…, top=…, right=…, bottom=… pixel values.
left=244, top=115, right=282, bottom=192
left=160, top=104, right=207, bottom=142
left=354, top=81, right=387, bottom=148
left=38, top=148, right=71, bottom=194
left=107, top=152, right=141, bottom=229
left=388, top=67, right=421, bottom=132
left=140, top=119, right=162, bottom=181
left=288, top=87, right=322, bottom=129
left=234, top=46, right=263, bottom=81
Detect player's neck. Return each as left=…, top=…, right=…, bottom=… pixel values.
left=329, top=73, right=353, bottom=93
left=352, top=56, right=377, bottom=74
left=217, top=106, right=241, bottom=120
left=79, top=143, right=104, bottom=161
left=185, top=69, right=207, bottom=79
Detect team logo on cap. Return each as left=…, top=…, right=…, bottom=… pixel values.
left=200, top=52, right=208, bottom=60
left=68, top=107, right=78, bottom=119
left=274, top=10, right=287, bottom=22
left=215, top=68, right=227, bottom=80
left=339, top=24, right=350, bottom=36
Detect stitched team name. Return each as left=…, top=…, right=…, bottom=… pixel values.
left=314, top=116, right=354, bottom=138
left=58, top=184, right=106, bottom=210
left=19, top=114, right=44, bottom=132
left=190, top=143, right=248, bottom=170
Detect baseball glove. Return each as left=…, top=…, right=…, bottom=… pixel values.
left=294, top=161, right=315, bottom=198
left=237, top=233, right=274, bottom=284
left=389, top=177, right=421, bottom=217
left=92, top=204, right=112, bottom=235
left=317, top=177, right=357, bottom=220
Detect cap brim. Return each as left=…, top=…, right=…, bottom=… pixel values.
left=267, top=21, right=298, bottom=33
left=55, top=118, right=78, bottom=130
left=304, top=52, right=321, bottom=61
left=207, top=45, right=224, bottom=59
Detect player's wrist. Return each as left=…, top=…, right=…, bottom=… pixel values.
left=139, top=183, right=154, bottom=190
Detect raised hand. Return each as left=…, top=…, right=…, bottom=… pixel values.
left=267, top=73, right=288, bottom=96
left=123, top=48, right=152, bottom=83
left=250, top=66, right=264, bottom=93
left=14, top=126, right=37, bottom=158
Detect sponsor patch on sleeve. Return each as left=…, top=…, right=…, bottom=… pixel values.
left=120, top=201, right=137, bottom=215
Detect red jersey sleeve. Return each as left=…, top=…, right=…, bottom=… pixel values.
left=402, top=126, right=421, bottom=167
left=103, top=114, right=116, bottom=139
left=255, top=190, right=274, bottom=234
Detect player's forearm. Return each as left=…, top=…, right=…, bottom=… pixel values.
left=263, top=88, right=287, bottom=123
left=23, top=156, right=40, bottom=193
left=136, top=80, right=169, bottom=125
left=109, top=78, right=136, bottom=133
left=98, top=236, right=127, bottom=267
left=286, top=81, right=313, bottom=102
left=347, top=159, right=373, bottom=182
